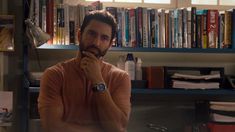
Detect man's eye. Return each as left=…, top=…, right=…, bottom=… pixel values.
left=101, top=36, right=109, bottom=41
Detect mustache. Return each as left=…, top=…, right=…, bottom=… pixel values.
left=83, top=45, right=102, bottom=58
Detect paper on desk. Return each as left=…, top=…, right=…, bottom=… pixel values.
left=172, top=80, right=220, bottom=89
left=211, top=113, right=235, bottom=122
left=171, top=73, right=221, bottom=80
left=210, top=101, right=235, bottom=111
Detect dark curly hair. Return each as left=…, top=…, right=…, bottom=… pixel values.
left=80, top=10, right=117, bottom=42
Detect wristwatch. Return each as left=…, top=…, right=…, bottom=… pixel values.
left=92, top=83, right=106, bottom=92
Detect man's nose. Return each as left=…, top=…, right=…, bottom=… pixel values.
left=93, top=36, right=101, bottom=46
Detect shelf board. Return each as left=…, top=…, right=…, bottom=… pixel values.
left=29, top=86, right=235, bottom=96
left=29, top=87, right=40, bottom=93
left=131, top=88, right=235, bottom=95
left=37, top=44, right=235, bottom=53
left=0, top=122, right=12, bottom=127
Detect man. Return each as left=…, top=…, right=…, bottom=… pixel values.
left=38, top=10, right=131, bottom=132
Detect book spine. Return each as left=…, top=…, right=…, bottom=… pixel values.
left=196, top=14, right=202, bottom=48
left=187, top=9, right=191, bottom=48
left=191, top=7, right=197, bottom=48
left=165, top=12, right=169, bottom=48
left=182, top=8, right=188, bottom=48
left=207, top=10, right=219, bottom=48
left=129, top=8, right=136, bottom=47
left=178, top=9, right=183, bottom=48
left=117, top=8, right=123, bottom=47
left=202, top=11, right=207, bottom=49
left=64, top=4, right=69, bottom=45
left=174, top=9, right=179, bottom=48
left=136, top=7, right=143, bottom=47
left=232, top=9, right=235, bottom=48
left=159, top=9, right=165, bottom=48
left=150, top=9, right=156, bottom=48
left=41, top=1, right=47, bottom=32
left=168, top=10, right=173, bottom=48
left=142, top=8, right=148, bottom=48
left=224, top=10, right=232, bottom=48
left=46, top=0, right=54, bottom=44
left=121, top=9, right=126, bottom=47
left=219, top=14, right=225, bottom=48
left=125, top=9, right=130, bottom=47
left=69, top=5, right=75, bottom=44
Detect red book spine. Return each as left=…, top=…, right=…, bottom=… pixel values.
left=46, top=0, right=54, bottom=44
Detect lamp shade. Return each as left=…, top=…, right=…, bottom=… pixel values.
left=25, top=19, right=50, bottom=48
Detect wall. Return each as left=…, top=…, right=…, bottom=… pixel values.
left=29, top=51, right=235, bottom=75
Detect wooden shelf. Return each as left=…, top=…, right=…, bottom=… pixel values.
left=131, top=88, right=235, bottom=95
left=29, top=86, right=235, bottom=96
left=37, top=44, right=235, bottom=53
left=0, top=122, right=12, bottom=127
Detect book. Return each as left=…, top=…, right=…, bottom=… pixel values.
left=210, top=101, right=235, bottom=111
left=211, top=113, right=235, bottom=123
left=224, top=10, right=232, bottom=48
left=46, top=0, right=54, bottom=44
left=207, top=10, right=219, bottom=48
left=187, top=7, right=197, bottom=48
left=231, top=9, right=235, bottom=48
left=144, top=66, right=164, bottom=89
left=208, top=122, right=235, bottom=132
left=136, top=7, right=143, bottom=48
left=172, top=80, right=220, bottom=89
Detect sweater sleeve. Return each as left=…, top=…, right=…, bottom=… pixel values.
left=38, top=66, right=63, bottom=111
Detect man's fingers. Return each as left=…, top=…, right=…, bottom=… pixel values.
left=82, top=51, right=97, bottom=59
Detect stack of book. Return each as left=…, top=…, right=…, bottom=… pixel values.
left=208, top=101, right=235, bottom=132
left=171, top=73, right=221, bottom=89
left=209, top=101, right=235, bottom=123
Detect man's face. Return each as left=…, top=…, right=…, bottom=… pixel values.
left=79, top=20, right=112, bottom=58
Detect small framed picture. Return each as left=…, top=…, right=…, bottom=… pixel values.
left=0, top=15, right=14, bottom=52
left=0, top=91, right=13, bottom=124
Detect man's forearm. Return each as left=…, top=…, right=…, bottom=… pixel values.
left=93, top=90, right=129, bottom=132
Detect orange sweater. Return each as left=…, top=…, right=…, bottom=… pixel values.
left=38, top=57, right=131, bottom=132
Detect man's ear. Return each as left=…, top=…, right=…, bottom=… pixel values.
left=109, top=38, right=116, bottom=48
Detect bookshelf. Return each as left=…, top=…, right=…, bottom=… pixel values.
left=22, top=0, right=235, bottom=132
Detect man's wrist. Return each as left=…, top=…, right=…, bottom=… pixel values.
left=92, top=82, right=107, bottom=92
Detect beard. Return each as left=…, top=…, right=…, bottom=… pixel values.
left=79, top=42, right=109, bottom=59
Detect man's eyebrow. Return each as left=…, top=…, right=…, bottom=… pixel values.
left=87, top=29, right=111, bottom=39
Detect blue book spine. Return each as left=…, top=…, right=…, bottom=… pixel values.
left=232, top=9, right=235, bottom=48
left=125, top=9, right=129, bottom=47
left=117, top=8, right=123, bottom=47
left=155, top=9, right=159, bottom=48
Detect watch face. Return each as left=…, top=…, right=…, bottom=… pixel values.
left=97, top=83, right=106, bottom=91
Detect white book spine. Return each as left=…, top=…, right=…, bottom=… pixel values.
left=142, top=8, right=148, bottom=48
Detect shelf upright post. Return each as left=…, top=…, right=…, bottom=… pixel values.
left=20, top=0, right=30, bottom=131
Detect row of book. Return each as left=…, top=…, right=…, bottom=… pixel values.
left=33, top=0, right=103, bottom=45
left=34, top=1, right=235, bottom=49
